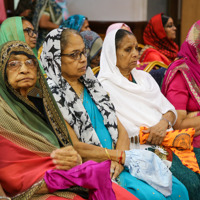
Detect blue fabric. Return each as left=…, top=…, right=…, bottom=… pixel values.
left=119, top=169, right=189, bottom=200
left=83, top=87, right=189, bottom=200
left=83, top=87, right=112, bottom=149
left=60, top=14, right=86, bottom=32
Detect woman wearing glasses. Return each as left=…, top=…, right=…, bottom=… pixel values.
left=0, top=16, right=45, bottom=74
left=0, top=40, right=132, bottom=200
left=139, top=13, right=179, bottom=66
left=40, top=28, right=189, bottom=200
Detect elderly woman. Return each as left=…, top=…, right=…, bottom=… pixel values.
left=0, top=41, right=83, bottom=199
left=80, top=30, right=103, bottom=70
left=162, top=20, right=200, bottom=149
left=0, top=16, right=46, bottom=74
left=40, top=28, right=189, bottom=200
left=0, top=41, right=131, bottom=200
left=98, top=28, right=200, bottom=200
left=60, top=14, right=91, bottom=32
left=139, top=13, right=178, bottom=65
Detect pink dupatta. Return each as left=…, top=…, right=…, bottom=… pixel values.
left=162, top=20, right=200, bottom=110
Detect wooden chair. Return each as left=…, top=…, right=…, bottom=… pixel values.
left=92, top=66, right=100, bottom=77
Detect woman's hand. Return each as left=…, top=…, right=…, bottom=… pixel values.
left=110, top=161, right=124, bottom=180
left=50, top=146, right=82, bottom=170
left=142, top=120, right=168, bottom=145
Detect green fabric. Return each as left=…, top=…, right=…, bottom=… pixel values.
left=170, top=148, right=200, bottom=200
left=0, top=41, right=71, bottom=148
left=0, top=16, right=46, bottom=75
left=0, top=17, right=25, bottom=43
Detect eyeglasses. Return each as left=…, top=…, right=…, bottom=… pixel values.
left=61, top=49, right=88, bottom=60
left=23, top=28, right=38, bottom=37
left=7, top=59, right=36, bottom=71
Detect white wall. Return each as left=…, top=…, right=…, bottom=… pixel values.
left=14, top=0, right=19, bottom=9
left=67, top=0, right=148, bottom=21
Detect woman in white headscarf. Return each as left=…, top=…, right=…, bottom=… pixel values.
left=40, top=28, right=189, bottom=200
left=98, top=29, right=200, bottom=200
left=98, top=29, right=176, bottom=149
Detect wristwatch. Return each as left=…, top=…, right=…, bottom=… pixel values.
left=161, top=117, right=172, bottom=129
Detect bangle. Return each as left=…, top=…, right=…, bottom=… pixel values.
left=0, top=197, right=11, bottom=200
left=118, top=151, right=124, bottom=164
left=161, top=117, right=172, bottom=129
left=105, top=148, right=111, bottom=160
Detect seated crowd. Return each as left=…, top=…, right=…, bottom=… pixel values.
left=0, top=1, right=200, bottom=199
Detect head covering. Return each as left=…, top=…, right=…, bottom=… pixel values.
left=80, top=30, right=103, bottom=65
left=0, top=41, right=72, bottom=197
left=60, top=14, right=86, bottom=32
left=0, top=16, right=46, bottom=74
left=161, top=14, right=170, bottom=27
left=98, top=30, right=176, bottom=143
left=162, top=20, right=200, bottom=110
left=0, top=40, right=71, bottom=146
left=0, top=17, right=26, bottom=44
left=143, top=13, right=178, bottom=62
left=40, top=28, right=118, bottom=147
left=106, top=23, right=132, bottom=35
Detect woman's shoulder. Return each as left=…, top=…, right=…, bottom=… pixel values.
left=139, top=45, right=170, bottom=64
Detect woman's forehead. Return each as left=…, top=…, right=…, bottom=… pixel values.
left=118, top=35, right=137, bottom=47
left=8, top=54, right=28, bottom=60
left=64, top=35, right=85, bottom=51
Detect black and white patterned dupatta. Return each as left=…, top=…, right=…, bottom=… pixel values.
left=40, top=28, right=118, bottom=147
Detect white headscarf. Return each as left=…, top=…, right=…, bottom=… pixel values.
left=98, top=30, right=177, bottom=142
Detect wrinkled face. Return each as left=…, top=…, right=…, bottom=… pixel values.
left=81, top=20, right=91, bottom=32
left=6, top=54, right=38, bottom=96
left=164, top=17, right=176, bottom=40
left=61, top=33, right=87, bottom=80
left=116, top=34, right=138, bottom=74
left=90, top=50, right=101, bottom=69
left=22, top=20, right=37, bottom=48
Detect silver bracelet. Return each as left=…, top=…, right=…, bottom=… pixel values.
left=161, top=117, right=172, bottom=129
left=0, top=197, right=11, bottom=200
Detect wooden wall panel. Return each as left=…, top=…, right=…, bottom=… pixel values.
left=181, top=0, right=200, bottom=44
left=89, top=21, right=148, bottom=44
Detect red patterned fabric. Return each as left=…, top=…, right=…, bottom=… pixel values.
left=140, top=48, right=171, bottom=65
left=0, top=134, right=138, bottom=200
left=142, top=13, right=178, bottom=62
